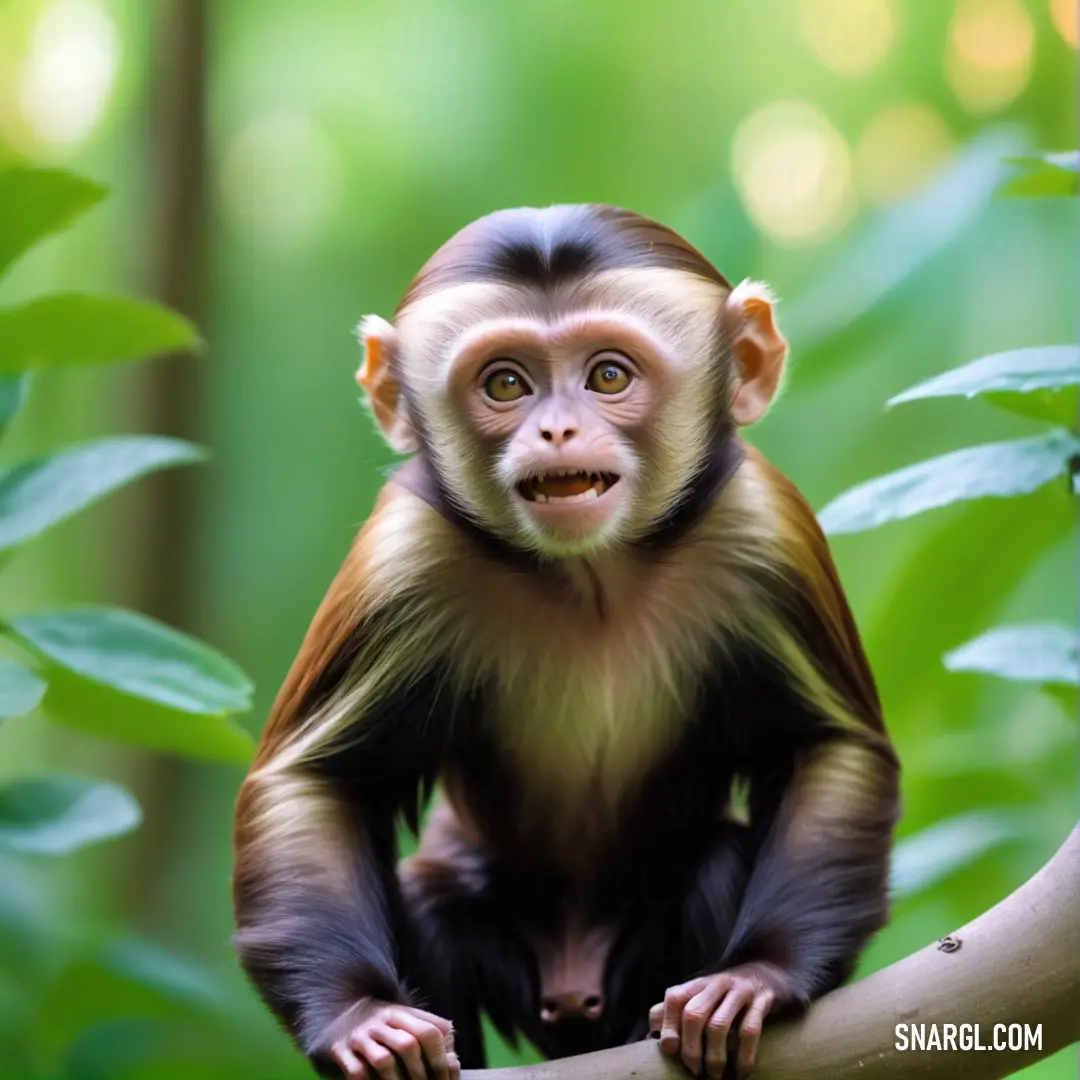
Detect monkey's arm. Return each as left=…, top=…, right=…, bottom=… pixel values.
left=719, top=468, right=900, bottom=1001
left=656, top=466, right=899, bottom=1079
left=662, top=688, right=897, bottom=1080
left=233, top=489, right=452, bottom=1070
left=720, top=734, right=898, bottom=1000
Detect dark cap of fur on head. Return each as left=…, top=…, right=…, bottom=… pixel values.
left=395, top=204, right=733, bottom=315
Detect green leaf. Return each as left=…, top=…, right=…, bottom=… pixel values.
left=890, top=810, right=1026, bottom=899
left=0, top=776, right=140, bottom=856
left=0, top=659, right=46, bottom=720
left=0, top=167, right=107, bottom=280
left=8, top=607, right=253, bottom=715
left=999, top=152, right=1080, bottom=198
left=1028, top=150, right=1080, bottom=172
left=37, top=667, right=255, bottom=763
left=0, top=374, right=28, bottom=434
left=984, top=386, right=1079, bottom=427
left=818, top=429, right=1080, bottom=535
left=887, top=346, right=1080, bottom=426
left=1000, top=169, right=1079, bottom=198
left=862, top=485, right=1074, bottom=717
left=0, top=435, right=204, bottom=553
left=784, top=129, right=1021, bottom=351
left=0, top=294, right=201, bottom=374
left=944, top=623, right=1079, bottom=686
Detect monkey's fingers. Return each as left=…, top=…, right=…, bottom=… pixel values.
left=658, top=976, right=709, bottom=1057
left=367, top=1023, right=429, bottom=1080
left=735, top=990, right=776, bottom=1079
left=386, top=1010, right=458, bottom=1080
left=403, top=1007, right=455, bottom=1036
left=703, top=984, right=757, bottom=1080
left=648, top=1001, right=663, bottom=1036
left=351, top=1030, right=409, bottom=1080
left=330, top=1040, right=368, bottom=1080
left=678, top=978, right=733, bottom=1077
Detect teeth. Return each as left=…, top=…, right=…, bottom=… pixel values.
left=517, top=471, right=620, bottom=503
left=538, top=487, right=600, bottom=504
left=535, top=488, right=599, bottom=504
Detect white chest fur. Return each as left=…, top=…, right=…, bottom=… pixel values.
left=366, top=483, right=767, bottom=850
left=498, top=628, right=684, bottom=812
left=446, top=550, right=734, bottom=829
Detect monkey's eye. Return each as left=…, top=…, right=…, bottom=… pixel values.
left=483, top=368, right=531, bottom=402
left=586, top=358, right=632, bottom=395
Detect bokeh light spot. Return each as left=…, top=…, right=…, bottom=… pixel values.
left=855, top=103, right=953, bottom=204
left=731, top=101, right=855, bottom=246
left=798, top=0, right=898, bottom=76
left=945, top=0, right=1034, bottom=114
left=1050, top=0, right=1078, bottom=46
left=219, top=112, right=344, bottom=251
left=18, top=0, right=119, bottom=152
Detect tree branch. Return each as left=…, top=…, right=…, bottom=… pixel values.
left=466, top=823, right=1080, bottom=1080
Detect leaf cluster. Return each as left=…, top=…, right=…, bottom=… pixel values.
left=0, top=164, right=259, bottom=1080
left=0, top=167, right=255, bottom=860
left=815, top=155, right=1078, bottom=899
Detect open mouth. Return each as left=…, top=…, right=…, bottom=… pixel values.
left=517, top=469, right=620, bottom=504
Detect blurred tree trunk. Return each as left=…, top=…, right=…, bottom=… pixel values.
left=119, top=0, right=209, bottom=933
left=139, top=0, right=207, bottom=574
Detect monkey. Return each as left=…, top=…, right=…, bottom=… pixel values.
left=232, top=204, right=900, bottom=1080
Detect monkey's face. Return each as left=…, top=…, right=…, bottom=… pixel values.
left=395, top=271, right=730, bottom=558
left=449, top=319, right=650, bottom=555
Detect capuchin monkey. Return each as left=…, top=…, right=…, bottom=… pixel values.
left=233, top=204, right=900, bottom=1080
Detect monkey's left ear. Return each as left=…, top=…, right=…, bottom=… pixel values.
left=725, top=281, right=789, bottom=426
left=355, top=315, right=420, bottom=453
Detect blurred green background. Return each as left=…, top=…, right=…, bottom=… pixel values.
left=0, top=0, right=1076, bottom=1077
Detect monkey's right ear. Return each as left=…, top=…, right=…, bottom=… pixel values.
left=724, top=281, right=789, bottom=427
left=355, top=315, right=420, bottom=454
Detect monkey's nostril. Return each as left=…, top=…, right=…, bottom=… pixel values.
left=541, top=993, right=603, bottom=1023
left=539, top=427, right=577, bottom=444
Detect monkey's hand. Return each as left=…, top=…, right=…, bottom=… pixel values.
left=323, top=1000, right=459, bottom=1080
left=649, top=962, right=791, bottom=1079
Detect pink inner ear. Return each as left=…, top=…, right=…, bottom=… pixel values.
left=354, top=324, right=419, bottom=454
left=728, top=295, right=788, bottom=426
left=731, top=379, right=770, bottom=427
left=357, top=335, right=383, bottom=389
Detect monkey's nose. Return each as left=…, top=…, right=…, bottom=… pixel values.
left=539, top=425, right=577, bottom=445
left=540, top=991, right=604, bottom=1024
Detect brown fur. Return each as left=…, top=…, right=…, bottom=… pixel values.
left=232, top=205, right=899, bottom=1075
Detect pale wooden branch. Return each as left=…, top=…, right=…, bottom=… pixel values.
left=465, top=823, right=1080, bottom=1080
